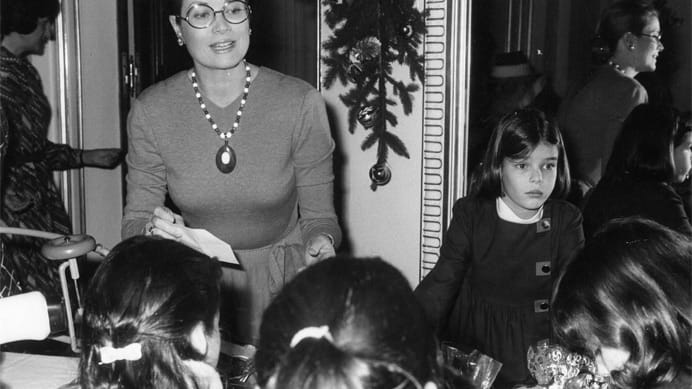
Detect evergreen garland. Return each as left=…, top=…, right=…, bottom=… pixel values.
left=321, top=0, right=426, bottom=189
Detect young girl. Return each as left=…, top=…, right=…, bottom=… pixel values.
left=79, top=236, right=223, bottom=389
left=255, top=256, right=473, bottom=389
left=415, top=108, right=584, bottom=388
left=553, top=217, right=691, bottom=389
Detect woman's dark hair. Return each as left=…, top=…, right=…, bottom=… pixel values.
left=469, top=107, right=571, bottom=200
left=603, top=104, right=682, bottom=182
left=0, top=0, right=60, bottom=36
left=552, top=217, right=692, bottom=388
left=593, top=0, right=659, bottom=62
left=255, top=256, right=455, bottom=389
left=80, top=236, right=222, bottom=389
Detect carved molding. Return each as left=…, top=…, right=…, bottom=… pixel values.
left=419, top=0, right=471, bottom=280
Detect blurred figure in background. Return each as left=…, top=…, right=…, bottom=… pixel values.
left=559, top=0, right=663, bottom=205
left=0, top=0, right=122, bottom=300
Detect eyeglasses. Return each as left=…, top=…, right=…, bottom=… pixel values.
left=639, top=32, right=663, bottom=44
left=176, top=1, right=251, bottom=29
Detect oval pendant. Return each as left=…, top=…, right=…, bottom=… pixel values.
left=215, top=144, right=236, bottom=174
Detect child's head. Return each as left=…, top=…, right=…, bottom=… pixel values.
left=80, top=236, right=223, bottom=389
left=470, top=108, right=570, bottom=214
left=604, top=104, right=688, bottom=183
left=255, top=256, right=446, bottom=389
left=552, top=217, right=692, bottom=388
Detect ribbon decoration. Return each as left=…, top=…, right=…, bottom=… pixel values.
left=99, top=343, right=143, bottom=364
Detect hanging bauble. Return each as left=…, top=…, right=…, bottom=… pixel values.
left=357, top=105, right=380, bottom=129
left=399, top=24, right=414, bottom=39
left=348, top=36, right=381, bottom=65
left=369, top=162, right=392, bottom=186
left=347, top=63, right=363, bottom=83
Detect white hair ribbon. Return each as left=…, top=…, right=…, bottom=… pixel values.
left=99, top=343, right=143, bottom=364
left=290, top=325, right=333, bottom=348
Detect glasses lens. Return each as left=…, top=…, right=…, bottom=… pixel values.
left=224, top=1, right=249, bottom=23
left=186, top=4, right=215, bottom=28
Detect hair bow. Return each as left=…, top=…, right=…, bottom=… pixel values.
left=99, top=343, right=143, bottom=364
left=290, top=325, right=333, bottom=348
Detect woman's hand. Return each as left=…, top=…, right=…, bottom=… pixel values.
left=81, top=148, right=124, bottom=169
left=304, top=234, right=336, bottom=266
left=144, top=207, right=202, bottom=252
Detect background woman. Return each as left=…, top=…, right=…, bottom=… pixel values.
left=559, top=0, right=663, bottom=200
left=0, top=0, right=122, bottom=300
left=122, top=0, right=341, bottom=346
left=415, top=108, right=584, bottom=388
left=552, top=217, right=692, bottom=389
left=583, top=104, right=692, bottom=238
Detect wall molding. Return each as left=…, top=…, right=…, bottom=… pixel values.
left=419, top=0, right=471, bottom=280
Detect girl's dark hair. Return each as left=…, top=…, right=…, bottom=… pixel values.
left=552, top=217, right=692, bottom=388
left=80, top=236, right=222, bottom=389
left=593, top=0, right=659, bottom=63
left=603, top=104, right=682, bottom=182
left=255, top=256, right=453, bottom=389
left=469, top=107, right=571, bottom=200
left=1, top=0, right=60, bottom=36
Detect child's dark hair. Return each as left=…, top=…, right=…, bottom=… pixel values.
left=552, top=217, right=692, bottom=388
left=79, top=236, right=222, bottom=389
left=604, top=104, right=684, bottom=182
left=1, top=0, right=60, bottom=36
left=469, top=107, right=570, bottom=200
left=255, top=256, right=461, bottom=389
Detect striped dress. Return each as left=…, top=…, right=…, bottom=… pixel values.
left=0, top=46, right=81, bottom=300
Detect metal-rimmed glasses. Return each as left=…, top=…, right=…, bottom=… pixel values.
left=176, top=1, right=251, bottom=29
left=638, top=32, right=663, bottom=44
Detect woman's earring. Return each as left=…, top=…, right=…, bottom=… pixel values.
left=628, top=43, right=635, bottom=50
left=177, top=35, right=184, bottom=46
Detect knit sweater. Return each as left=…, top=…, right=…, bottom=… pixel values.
left=122, top=67, right=340, bottom=250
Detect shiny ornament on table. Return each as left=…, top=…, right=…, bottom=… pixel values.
left=525, top=341, right=599, bottom=389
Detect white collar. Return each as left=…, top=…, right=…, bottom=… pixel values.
left=496, top=197, right=543, bottom=224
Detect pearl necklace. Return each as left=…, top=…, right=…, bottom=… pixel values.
left=607, top=59, right=625, bottom=74
left=190, top=61, right=252, bottom=173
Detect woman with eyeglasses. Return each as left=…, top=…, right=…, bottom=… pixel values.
left=121, top=0, right=341, bottom=347
left=558, top=0, right=664, bottom=206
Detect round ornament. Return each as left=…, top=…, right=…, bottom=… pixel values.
left=357, top=105, right=379, bottom=129
left=348, top=36, right=381, bottom=65
left=369, top=162, right=391, bottom=186
left=399, top=24, right=414, bottom=38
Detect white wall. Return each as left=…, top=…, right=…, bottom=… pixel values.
left=36, top=0, right=123, bottom=250
left=78, top=0, right=123, bottom=251
left=319, top=1, right=425, bottom=286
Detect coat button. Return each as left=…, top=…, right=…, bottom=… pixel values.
left=536, top=261, right=551, bottom=276
left=534, top=299, right=550, bottom=312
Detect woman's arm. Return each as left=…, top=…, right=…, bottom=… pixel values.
left=293, top=89, right=341, bottom=261
left=121, top=100, right=168, bottom=238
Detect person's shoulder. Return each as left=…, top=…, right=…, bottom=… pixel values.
left=453, top=196, right=494, bottom=215
left=136, top=70, right=189, bottom=105
left=546, top=199, right=582, bottom=220
left=256, top=67, right=317, bottom=95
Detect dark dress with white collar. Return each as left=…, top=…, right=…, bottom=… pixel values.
left=415, top=197, right=584, bottom=388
